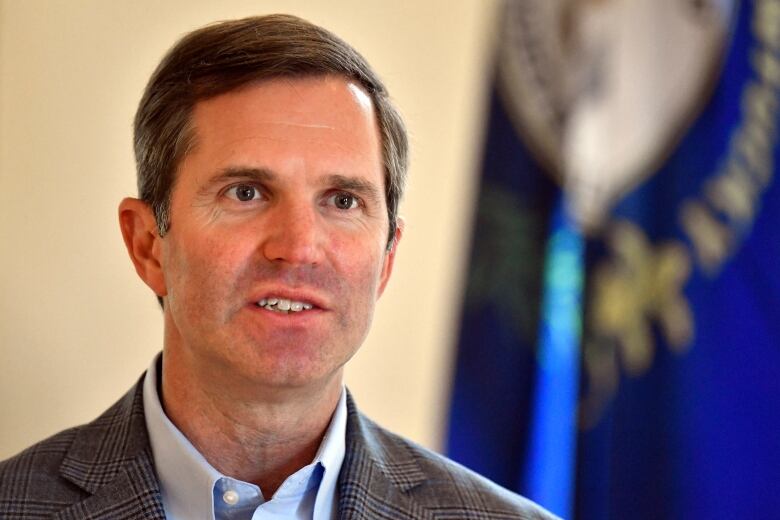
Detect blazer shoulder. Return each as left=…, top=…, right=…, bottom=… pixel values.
left=0, top=425, right=79, bottom=480
left=361, top=416, right=560, bottom=520
left=0, top=426, right=88, bottom=516
left=0, top=379, right=151, bottom=518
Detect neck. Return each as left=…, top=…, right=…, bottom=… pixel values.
left=160, top=346, right=343, bottom=498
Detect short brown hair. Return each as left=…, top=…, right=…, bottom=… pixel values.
left=134, top=14, right=407, bottom=248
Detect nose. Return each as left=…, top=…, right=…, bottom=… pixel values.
left=260, top=200, right=324, bottom=266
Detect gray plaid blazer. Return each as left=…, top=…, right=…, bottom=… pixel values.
left=0, top=375, right=558, bottom=519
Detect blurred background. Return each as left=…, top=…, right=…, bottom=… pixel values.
left=2, top=1, right=778, bottom=519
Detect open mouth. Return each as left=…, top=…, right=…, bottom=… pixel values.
left=257, top=297, right=315, bottom=314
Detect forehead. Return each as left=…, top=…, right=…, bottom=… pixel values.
left=183, top=75, right=383, bottom=182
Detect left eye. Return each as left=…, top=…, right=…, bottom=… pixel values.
left=226, top=184, right=260, bottom=202
left=329, top=192, right=359, bottom=210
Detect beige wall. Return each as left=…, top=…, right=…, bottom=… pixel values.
left=0, top=0, right=498, bottom=459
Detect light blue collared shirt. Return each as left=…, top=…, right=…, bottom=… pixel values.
left=142, top=355, right=346, bottom=520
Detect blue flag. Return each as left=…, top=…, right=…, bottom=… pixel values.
left=446, top=1, right=780, bottom=518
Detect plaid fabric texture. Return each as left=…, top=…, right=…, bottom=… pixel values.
left=1, top=373, right=558, bottom=519
left=0, top=378, right=165, bottom=519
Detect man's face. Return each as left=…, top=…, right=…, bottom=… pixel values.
left=156, top=76, right=398, bottom=392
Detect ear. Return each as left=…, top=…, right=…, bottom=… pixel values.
left=118, top=198, right=167, bottom=297
left=377, top=217, right=404, bottom=298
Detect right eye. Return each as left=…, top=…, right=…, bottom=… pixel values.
left=225, top=184, right=260, bottom=202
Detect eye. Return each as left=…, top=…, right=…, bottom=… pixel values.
left=329, top=192, right=360, bottom=210
left=225, top=184, right=261, bottom=202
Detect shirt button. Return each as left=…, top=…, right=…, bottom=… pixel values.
left=222, top=490, right=240, bottom=506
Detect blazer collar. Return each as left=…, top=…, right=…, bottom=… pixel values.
left=56, top=374, right=165, bottom=519
left=338, top=392, right=432, bottom=520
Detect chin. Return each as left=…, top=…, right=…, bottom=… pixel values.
left=232, top=351, right=343, bottom=391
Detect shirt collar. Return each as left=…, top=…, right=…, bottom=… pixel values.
left=142, top=353, right=347, bottom=519
left=313, top=379, right=347, bottom=519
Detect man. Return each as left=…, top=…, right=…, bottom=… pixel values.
left=0, top=14, right=557, bottom=520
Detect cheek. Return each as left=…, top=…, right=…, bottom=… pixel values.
left=332, top=237, right=386, bottom=298
left=163, top=234, right=252, bottom=311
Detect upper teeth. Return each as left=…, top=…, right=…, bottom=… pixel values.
left=258, top=297, right=314, bottom=313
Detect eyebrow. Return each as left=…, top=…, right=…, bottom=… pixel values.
left=200, top=167, right=383, bottom=204
left=209, top=166, right=275, bottom=184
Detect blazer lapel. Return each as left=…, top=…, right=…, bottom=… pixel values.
left=54, top=376, right=165, bottom=519
left=338, top=393, right=432, bottom=520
